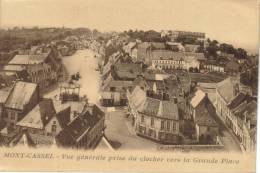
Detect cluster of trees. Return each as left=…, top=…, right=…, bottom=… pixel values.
left=240, top=67, right=258, bottom=95
left=125, top=29, right=170, bottom=42
left=0, top=27, right=92, bottom=52
left=205, top=39, right=248, bottom=59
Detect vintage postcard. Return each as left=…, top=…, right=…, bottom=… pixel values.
left=0, top=0, right=258, bottom=172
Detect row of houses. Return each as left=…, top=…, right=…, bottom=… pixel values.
left=215, top=78, right=257, bottom=152
left=0, top=81, right=105, bottom=149
left=121, top=39, right=247, bottom=76
left=1, top=48, right=62, bottom=93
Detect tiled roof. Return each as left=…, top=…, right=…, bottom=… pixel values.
left=3, top=65, right=25, bottom=72
left=56, top=104, right=104, bottom=145
left=8, top=53, right=50, bottom=65
left=0, top=87, right=11, bottom=103
left=9, top=130, right=36, bottom=147
left=233, top=100, right=257, bottom=125
left=190, top=89, right=206, bottom=108
left=114, top=63, right=142, bottom=79
left=56, top=106, right=71, bottom=129
left=228, top=93, right=247, bottom=110
left=141, top=97, right=179, bottom=120
left=129, top=86, right=147, bottom=111
left=151, top=42, right=166, bottom=50
left=16, top=98, right=56, bottom=129
left=130, top=86, right=179, bottom=120
left=5, top=81, right=38, bottom=110
left=216, top=78, right=235, bottom=103
left=102, top=74, right=133, bottom=91
left=151, top=50, right=205, bottom=61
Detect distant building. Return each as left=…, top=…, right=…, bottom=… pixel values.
left=150, top=50, right=205, bottom=70
left=184, top=44, right=200, bottom=52
left=137, top=42, right=152, bottom=64
left=204, top=60, right=225, bottom=73
left=101, top=74, right=133, bottom=106
left=56, top=104, right=105, bottom=149
left=165, top=42, right=185, bottom=52
left=162, top=30, right=206, bottom=42
left=2, top=49, right=61, bottom=93
left=112, top=63, right=142, bottom=81
left=225, top=60, right=240, bottom=75
left=122, top=42, right=138, bottom=61
left=127, top=86, right=180, bottom=144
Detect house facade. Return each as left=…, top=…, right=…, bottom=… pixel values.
left=127, top=86, right=180, bottom=144
left=189, top=89, right=219, bottom=143
left=151, top=51, right=204, bottom=70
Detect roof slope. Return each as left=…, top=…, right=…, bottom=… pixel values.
left=17, top=98, right=56, bottom=129
left=56, top=104, right=104, bottom=146
left=5, top=81, right=38, bottom=110
left=190, top=89, right=206, bottom=108
left=216, top=78, right=235, bottom=103
left=8, top=53, right=50, bottom=65
left=130, top=86, right=179, bottom=120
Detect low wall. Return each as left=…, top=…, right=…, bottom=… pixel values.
left=157, top=137, right=224, bottom=152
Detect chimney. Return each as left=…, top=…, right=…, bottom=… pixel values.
left=247, top=119, right=251, bottom=129
left=244, top=113, right=247, bottom=123
left=173, top=97, right=178, bottom=104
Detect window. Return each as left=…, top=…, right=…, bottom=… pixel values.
left=172, top=122, right=177, bottom=131
left=141, top=115, right=145, bottom=123
left=166, top=121, right=170, bottom=131
left=151, top=118, right=154, bottom=127
left=51, top=125, right=57, bottom=133
left=110, top=87, right=116, bottom=92
left=161, top=120, right=165, bottom=130
left=10, top=112, right=15, bottom=120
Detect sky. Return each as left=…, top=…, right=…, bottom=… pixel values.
left=0, top=0, right=259, bottom=53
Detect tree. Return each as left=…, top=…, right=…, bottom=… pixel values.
left=235, top=48, right=247, bottom=59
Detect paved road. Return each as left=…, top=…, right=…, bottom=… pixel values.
left=44, top=49, right=101, bottom=104
left=215, top=110, right=242, bottom=153
left=105, top=109, right=158, bottom=151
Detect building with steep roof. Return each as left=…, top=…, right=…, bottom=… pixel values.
left=56, top=104, right=105, bottom=149
left=112, top=63, right=142, bottom=81
left=4, top=81, right=39, bottom=128
left=188, top=89, right=219, bottom=143
left=127, top=86, right=180, bottom=144
left=15, top=98, right=71, bottom=146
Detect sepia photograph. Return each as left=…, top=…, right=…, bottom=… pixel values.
left=0, top=0, right=258, bottom=172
